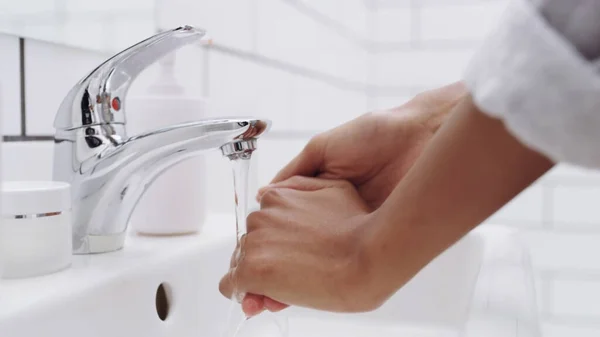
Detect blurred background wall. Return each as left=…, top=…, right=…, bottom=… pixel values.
left=1, top=1, right=600, bottom=335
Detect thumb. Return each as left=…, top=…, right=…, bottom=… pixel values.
left=257, top=176, right=346, bottom=201
left=269, top=136, right=325, bottom=184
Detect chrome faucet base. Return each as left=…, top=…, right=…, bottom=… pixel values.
left=77, top=233, right=127, bottom=255
left=52, top=26, right=271, bottom=254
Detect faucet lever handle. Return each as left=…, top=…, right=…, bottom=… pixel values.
left=53, top=26, right=208, bottom=131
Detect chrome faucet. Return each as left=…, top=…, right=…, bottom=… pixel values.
left=52, top=26, right=270, bottom=254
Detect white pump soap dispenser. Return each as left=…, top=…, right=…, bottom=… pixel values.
left=127, top=51, right=207, bottom=235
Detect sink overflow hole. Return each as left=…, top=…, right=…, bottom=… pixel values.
left=156, top=283, right=171, bottom=321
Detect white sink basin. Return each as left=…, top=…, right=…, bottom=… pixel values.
left=0, top=214, right=540, bottom=337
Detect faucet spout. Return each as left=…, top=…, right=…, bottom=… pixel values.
left=52, top=27, right=271, bottom=254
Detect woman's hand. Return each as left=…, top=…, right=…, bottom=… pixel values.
left=219, top=177, right=385, bottom=314
left=229, top=82, right=467, bottom=316
left=260, top=82, right=467, bottom=209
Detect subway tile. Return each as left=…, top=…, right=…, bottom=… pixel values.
left=24, top=39, right=106, bottom=135
left=255, top=137, right=310, bottom=187
left=0, top=0, right=54, bottom=15
left=552, top=186, right=600, bottom=225
left=419, top=2, right=507, bottom=42
left=290, top=76, right=367, bottom=131
left=204, top=150, right=236, bottom=215
left=1, top=141, right=53, bottom=181
left=52, top=15, right=155, bottom=53
left=486, top=185, right=544, bottom=226
left=207, top=51, right=259, bottom=119
left=1, top=24, right=65, bottom=51
left=299, top=0, right=369, bottom=38
left=541, top=163, right=600, bottom=185
left=368, top=95, right=413, bottom=111
left=61, top=20, right=112, bottom=52
left=334, top=88, right=369, bottom=124
left=519, top=231, right=600, bottom=271
left=0, top=34, right=21, bottom=135
left=542, top=323, right=600, bottom=337
left=158, top=0, right=255, bottom=51
left=207, top=51, right=292, bottom=130
left=372, top=7, right=412, bottom=43
left=128, top=46, right=206, bottom=103
left=63, top=0, right=153, bottom=12
left=256, top=0, right=367, bottom=83
left=372, top=49, right=475, bottom=87
left=549, top=278, right=600, bottom=317
left=371, top=0, right=506, bottom=8
left=108, top=18, right=157, bottom=55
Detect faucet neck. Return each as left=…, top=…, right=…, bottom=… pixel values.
left=53, top=26, right=208, bottom=131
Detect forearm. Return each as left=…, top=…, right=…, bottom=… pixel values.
left=364, top=95, right=554, bottom=298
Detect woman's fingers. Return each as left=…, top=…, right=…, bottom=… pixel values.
left=264, top=297, right=289, bottom=312
left=258, top=176, right=350, bottom=202
left=242, top=294, right=265, bottom=317
left=241, top=294, right=288, bottom=316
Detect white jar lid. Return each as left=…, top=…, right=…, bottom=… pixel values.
left=2, top=181, right=71, bottom=216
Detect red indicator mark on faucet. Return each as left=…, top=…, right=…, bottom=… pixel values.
left=111, top=97, right=121, bottom=111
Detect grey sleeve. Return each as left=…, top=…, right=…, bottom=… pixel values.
left=531, top=0, right=600, bottom=60
left=462, top=0, right=600, bottom=169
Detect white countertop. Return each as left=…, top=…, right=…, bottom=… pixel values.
left=0, top=217, right=542, bottom=337
left=0, top=213, right=236, bottom=319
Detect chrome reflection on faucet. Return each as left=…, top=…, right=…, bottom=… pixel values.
left=52, top=26, right=270, bottom=254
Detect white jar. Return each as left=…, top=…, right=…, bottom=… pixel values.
left=1, top=181, right=72, bottom=279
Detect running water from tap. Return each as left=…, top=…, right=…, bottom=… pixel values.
left=222, top=151, right=289, bottom=337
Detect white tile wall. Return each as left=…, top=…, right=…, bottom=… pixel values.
left=543, top=163, right=600, bottom=184
left=0, top=0, right=54, bottom=15
left=203, top=150, right=236, bottom=215
left=486, top=185, right=545, bottom=226
left=158, top=0, right=256, bottom=51
left=290, top=75, right=367, bottom=131
left=371, top=49, right=475, bottom=87
left=63, top=0, right=153, bottom=12
left=255, top=137, right=310, bottom=187
left=368, top=95, right=413, bottom=111
left=299, top=0, right=369, bottom=38
left=0, top=34, right=21, bottom=135
left=24, top=39, right=107, bottom=134
left=256, top=0, right=368, bottom=83
left=88, top=17, right=156, bottom=54
left=543, top=323, right=600, bottom=337
left=419, top=1, right=506, bottom=41
left=1, top=141, right=53, bottom=181
left=128, top=45, right=205, bottom=99
left=551, top=278, right=600, bottom=317
left=371, top=7, right=412, bottom=43
left=553, top=186, right=600, bottom=225
left=207, top=50, right=288, bottom=128
left=521, top=232, right=600, bottom=271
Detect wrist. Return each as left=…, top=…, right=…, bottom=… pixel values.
left=339, top=211, right=400, bottom=312
left=361, top=205, right=444, bottom=303
left=354, top=209, right=426, bottom=309
left=401, top=81, right=469, bottom=134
